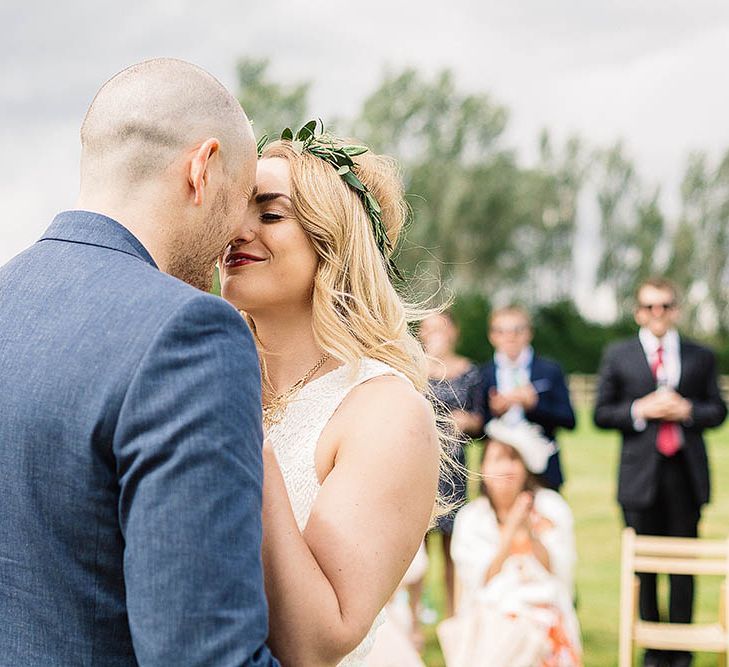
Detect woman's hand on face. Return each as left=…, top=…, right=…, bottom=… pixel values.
left=503, top=491, right=534, bottom=535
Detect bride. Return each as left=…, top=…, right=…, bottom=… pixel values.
left=219, top=124, right=442, bottom=666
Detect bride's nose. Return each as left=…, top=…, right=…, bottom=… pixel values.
left=228, top=223, right=256, bottom=247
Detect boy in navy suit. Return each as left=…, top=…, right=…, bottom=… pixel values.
left=481, top=306, right=576, bottom=490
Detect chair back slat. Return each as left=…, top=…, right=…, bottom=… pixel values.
left=618, top=527, right=729, bottom=667
left=633, top=556, right=728, bottom=576
left=634, top=535, right=729, bottom=558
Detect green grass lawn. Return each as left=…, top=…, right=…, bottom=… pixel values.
left=419, top=409, right=729, bottom=666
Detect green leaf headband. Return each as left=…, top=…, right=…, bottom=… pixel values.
left=257, top=120, right=403, bottom=281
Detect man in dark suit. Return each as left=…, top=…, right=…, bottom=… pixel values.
left=0, top=60, right=278, bottom=666
left=594, top=277, right=726, bottom=667
left=481, top=305, right=576, bottom=490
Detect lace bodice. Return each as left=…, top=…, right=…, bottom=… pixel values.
left=267, top=358, right=410, bottom=667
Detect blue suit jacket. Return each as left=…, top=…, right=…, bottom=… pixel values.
left=481, top=355, right=576, bottom=489
left=0, top=211, right=279, bottom=666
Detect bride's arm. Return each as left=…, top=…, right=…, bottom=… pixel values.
left=261, top=376, right=440, bottom=666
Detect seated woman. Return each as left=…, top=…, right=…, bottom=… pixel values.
left=442, top=418, right=581, bottom=667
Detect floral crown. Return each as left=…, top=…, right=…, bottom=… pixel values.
left=256, top=120, right=402, bottom=281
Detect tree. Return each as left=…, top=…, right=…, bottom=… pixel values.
left=593, top=142, right=668, bottom=312
left=351, top=68, right=548, bottom=297
left=666, top=152, right=705, bottom=319
left=672, top=151, right=729, bottom=333
left=229, top=56, right=729, bottom=343
left=709, top=151, right=729, bottom=332
left=533, top=131, right=591, bottom=302
left=235, top=58, right=310, bottom=139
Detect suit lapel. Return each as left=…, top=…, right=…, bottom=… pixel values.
left=529, top=355, right=547, bottom=387
left=678, top=340, right=690, bottom=394
left=630, top=337, right=657, bottom=391
left=484, top=362, right=497, bottom=389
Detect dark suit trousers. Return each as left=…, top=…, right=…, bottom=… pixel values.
left=622, top=451, right=701, bottom=625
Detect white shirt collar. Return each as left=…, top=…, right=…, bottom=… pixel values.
left=494, top=345, right=534, bottom=370
left=638, top=327, right=680, bottom=355
left=638, top=327, right=682, bottom=389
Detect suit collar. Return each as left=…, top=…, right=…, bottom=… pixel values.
left=629, top=335, right=657, bottom=388
left=39, top=210, right=158, bottom=269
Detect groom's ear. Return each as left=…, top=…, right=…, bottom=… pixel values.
left=188, top=138, right=221, bottom=206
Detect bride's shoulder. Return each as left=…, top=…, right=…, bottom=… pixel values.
left=330, top=359, right=438, bottom=460
left=352, top=361, right=433, bottom=421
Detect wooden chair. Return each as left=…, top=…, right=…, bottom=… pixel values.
left=619, top=527, right=729, bottom=666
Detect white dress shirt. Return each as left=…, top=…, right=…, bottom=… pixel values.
left=631, top=327, right=682, bottom=432
left=494, top=346, right=533, bottom=425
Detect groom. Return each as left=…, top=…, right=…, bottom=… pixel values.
left=0, top=60, right=279, bottom=665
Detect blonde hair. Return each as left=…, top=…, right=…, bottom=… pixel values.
left=258, top=138, right=427, bottom=390
left=255, top=137, right=461, bottom=522
left=489, top=304, right=532, bottom=329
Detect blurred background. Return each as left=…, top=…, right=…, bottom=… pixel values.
left=4, top=2, right=729, bottom=664
left=5, top=0, right=729, bottom=362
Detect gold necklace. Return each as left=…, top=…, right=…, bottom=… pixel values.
left=262, top=353, right=330, bottom=428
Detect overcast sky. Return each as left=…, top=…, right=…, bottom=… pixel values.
left=3, top=0, right=729, bottom=317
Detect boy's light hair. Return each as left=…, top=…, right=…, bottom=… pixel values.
left=489, top=305, right=532, bottom=329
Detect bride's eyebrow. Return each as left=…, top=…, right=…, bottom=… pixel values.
left=255, top=192, right=292, bottom=204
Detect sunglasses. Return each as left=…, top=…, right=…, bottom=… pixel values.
left=490, top=325, right=530, bottom=335
left=637, top=302, right=675, bottom=313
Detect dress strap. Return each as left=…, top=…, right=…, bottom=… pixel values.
left=302, top=358, right=412, bottom=454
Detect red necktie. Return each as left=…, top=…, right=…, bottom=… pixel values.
left=652, top=345, right=681, bottom=456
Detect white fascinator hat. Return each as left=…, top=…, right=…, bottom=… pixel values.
left=484, top=418, right=557, bottom=474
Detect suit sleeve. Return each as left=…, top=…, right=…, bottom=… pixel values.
left=525, top=363, right=576, bottom=431
left=687, top=349, right=728, bottom=430
left=113, top=294, right=279, bottom=667
left=593, top=344, right=636, bottom=432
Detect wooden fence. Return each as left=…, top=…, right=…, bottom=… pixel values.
left=568, top=374, right=729, bottom=410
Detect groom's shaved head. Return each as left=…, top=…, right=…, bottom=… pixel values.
left=80, top=58, right=252, bottom=187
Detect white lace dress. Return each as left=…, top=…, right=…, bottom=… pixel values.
left=267, top=358, right=409, bottom=667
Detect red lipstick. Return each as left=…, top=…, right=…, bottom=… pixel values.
left=224, top=252, right=265, bottom=268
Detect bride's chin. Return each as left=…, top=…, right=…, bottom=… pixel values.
left=225, top=296, right=264, bottom=317
left=223, top=295, right=251, bottom=312
left=221, top=284, right=249, bottom=307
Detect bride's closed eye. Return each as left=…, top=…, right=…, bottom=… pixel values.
left=260, top=211, right=286, bottom=223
